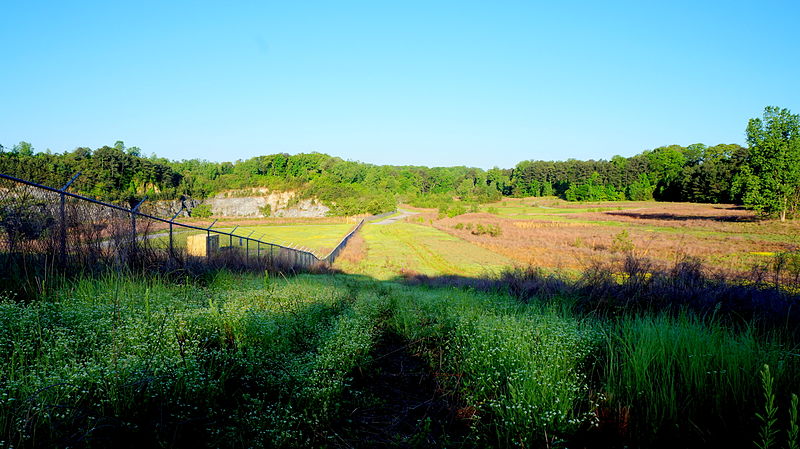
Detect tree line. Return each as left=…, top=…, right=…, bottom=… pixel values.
left=1, top=106, right=797, bottom=219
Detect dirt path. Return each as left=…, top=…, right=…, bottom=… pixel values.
left=373, top=209, right=419, bottom=225
left=331, top=333, right=470, bottom=447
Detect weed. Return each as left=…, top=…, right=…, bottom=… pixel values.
left=756, top=364, right=779, bottom=449
left=610, top=229, right=634, bottom=253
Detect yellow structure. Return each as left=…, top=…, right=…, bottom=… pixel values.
left=187, top=234, right=219, bottom=257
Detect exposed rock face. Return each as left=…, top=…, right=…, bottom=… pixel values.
left=272, top=198, right=330, bottom=218
left=148, top=190, right=329, bottom=218
left=204, top=196, right=272, bottom=217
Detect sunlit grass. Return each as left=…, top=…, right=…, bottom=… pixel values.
left=149, top=223, right=354, bottom=255
left=335, top=222, right=512, bottom=279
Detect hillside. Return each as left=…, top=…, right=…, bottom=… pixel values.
left=1, top=141, right=752, bottom=218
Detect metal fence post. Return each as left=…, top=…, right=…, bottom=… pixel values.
left=229, top=226, right=239, bottom=251
left=58, top=172, right=81, bottom=266
left=59, top=192, right=66, bottom=265
left=169, top=222, right=174, bottom=259
left=168, top=206, right=184, bottom=263
left=130, top=197, right=147, bottom=263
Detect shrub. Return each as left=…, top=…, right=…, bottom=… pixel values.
left=610, top=229, right=634, bottom=253
left=470, top=223, right=502, bottom=237
left=192, top=203, right=213, bottom=218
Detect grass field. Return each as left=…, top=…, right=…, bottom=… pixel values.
left=400, top=197, right=800, bottom=275
left=333, top=222, right=512, bottom=279
left=2, top=270, right=798, bottom=448
left=149, top=223, right=355, bottom=257
left=3, top=199, right=800, bottom=447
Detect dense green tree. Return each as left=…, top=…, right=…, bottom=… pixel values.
left=7, top=110, right=789, bottom=218
left=736, top=106, right=800, bottom=221
left=12, top=141, right=34, bottom=156
left=646, top=145, right=687, bottom=201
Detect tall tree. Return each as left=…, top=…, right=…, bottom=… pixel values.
left=737, top=106, right=800, bottom=221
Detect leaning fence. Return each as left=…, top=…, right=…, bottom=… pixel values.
left=0, top=172, right=364, bottom=285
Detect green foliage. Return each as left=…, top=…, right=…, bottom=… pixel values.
left=470, top=223, right=502, bottom=237
left=735, top=106, right=800, bottom=221
left=604, top=315, right=796, bottom=447
left=1, top=107, right=788, bottom=214
left=646, top=145, right=687, bottom=200
left=0, top=274, right=386, bottom=447
left=610, top=229, right=634, bottom=253
left=191, top=203, right=213, bottom=218
left=756, top=364, right=778, bottom=449
left=258, top=203, right=272, bottom=217
left=790, top=394, right=799, bottom=449
left=2, top=269, right=800, bottom=447
left=438, top=203, right=467, bottom=218
left=564, top=172, right=625, bottom=201
left=626, top=173, right=655, bottom=201
left=389, top=287, right=600, bottom=446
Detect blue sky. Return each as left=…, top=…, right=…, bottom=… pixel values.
left=1, top=1, right=798, bottom=169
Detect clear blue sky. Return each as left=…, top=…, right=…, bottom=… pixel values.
left=1, top=1, right=798, bottom=169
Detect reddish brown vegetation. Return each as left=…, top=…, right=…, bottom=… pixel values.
left=428, top=203, right=799, bottom=275
left=335, top=231, right=367, bottom=264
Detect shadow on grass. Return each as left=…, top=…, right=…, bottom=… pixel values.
left=603, top=210, right=759, bottom=223
left=401, top=252, right=800, bottom=333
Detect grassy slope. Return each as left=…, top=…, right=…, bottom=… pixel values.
left=335, top=222, right=512, bottom=279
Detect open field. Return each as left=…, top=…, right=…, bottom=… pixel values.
left=392, top=198, right=800, bottom=276
left=3, top=196, right=800, bottom=447
left=68, top=196, right=800, bottom=280
left=149, top=223, right=355, bottom=256
left=333, top=222, right=512, bottom=279
left=2, top=269, right=798, bottom=448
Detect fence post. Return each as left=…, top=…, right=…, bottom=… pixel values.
left=229, top=226, right=239, bottom=252
left=59, top=193, right=66, bottom=265
left=168, top=206, right=184, bottom=264
left=130, top=197, right=147, bottom=263
left=58, top=172, right=81, bottom=266
left=245, top=231, right=254, bottom=264
left=168, top=222, right=174, bottom=260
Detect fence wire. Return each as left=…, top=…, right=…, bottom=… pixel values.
left=0, top=173, right=363, bottom=289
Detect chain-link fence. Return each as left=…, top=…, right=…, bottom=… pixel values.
left=0, top=172, right=363, bottom=291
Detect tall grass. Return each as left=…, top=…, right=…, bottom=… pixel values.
left=390, top=286, right=600, bottom=447
left=0, top=272, right=388, bottom=447
left=603, top=314, right=798, bottom=447
left=3, top=265, right=800, bottom=447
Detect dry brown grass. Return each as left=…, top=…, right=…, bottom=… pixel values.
left=429, top=204, right=799, bottom=275
left=180, top=215, right=359, bottom=228
left=334, top=231, right=367, bottom=265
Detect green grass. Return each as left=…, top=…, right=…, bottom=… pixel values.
left=0, top=272, right=388, bottom=447
left=336, top=222, right=512, bottom=279
left=485, top=205, right=621, bottom=216
left=603, top=313, right=797, bottom=446
left=2, top=269, right=799, bottom=448
left=389, top=286, right=600, bottom=446
left=150, top=223, right=354, bottom=255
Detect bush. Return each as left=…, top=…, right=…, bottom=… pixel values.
left=192, top=203, right=213, bottom=218
left=471, top=223, right=502, bottom=237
